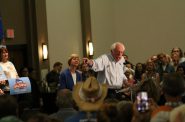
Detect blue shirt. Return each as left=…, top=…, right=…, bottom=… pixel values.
left=65, top=111, right=97, bottom=122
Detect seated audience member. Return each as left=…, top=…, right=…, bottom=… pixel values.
left=124, top=69, right=136, bottom=85
left=150, top=55, right=159, bottom=67
left=116, top=101, right=133, bottom=122
left=122, top=69, right=136, bottom=100
left=169, top=104, right=185, bottom=122
left=104, top=98, right=119, bottom=104
left=0, top=116, right=23, bottom=122
left=151, top=73, right=185, bottom=122
left=171, top=47, right=185, bottom=63
left=79, top=62, right=96, bottom=82
left=157, top=53, right=175, bottom=81
left=141, top=59, right=160, bottom=87
left=179, top=61, right=185, bottom=75
left=138, top=79, right=160, bottom=103
left=59, top=54, right=82, bottom=91
left=170, top=53, right=180, bottom=71
left=176, top=65, right=185, bottom=79
left=97, top=102, right=118, bottom=122
left=65, top=77, right=107, bottom=122
left=49, top=89, right=77, bottom=122
left=123, top=54, right=129, bottom=64
left=26, top=113, right=59, bottom=122
left=132, top=98, right=157, bottom=122
left=177, top=65, right=185, bottom=103
left=135, top=63, right=145, bottom=82
left=123, top=54, right=134, bottom=70
left=124, top=61, right=135, bottom=74
left=0, top=95, right=18, bottom=118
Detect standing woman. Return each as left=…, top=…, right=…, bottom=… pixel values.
left=0, top=47, right=19, bottom=93
left=0, top=47, right=18, bottom=79
left=59, top=54, right=82, bottom=91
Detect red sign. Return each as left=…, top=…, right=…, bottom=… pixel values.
left=6, top=29, right=14, bottom=39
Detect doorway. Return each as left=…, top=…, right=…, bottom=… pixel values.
left=7, top=44, right=28, bottom=75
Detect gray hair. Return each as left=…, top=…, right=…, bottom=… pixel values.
left=110, top=42, right=125, bottom=51
left=56, top=89, right=73, bottom=108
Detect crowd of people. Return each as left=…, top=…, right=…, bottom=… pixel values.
left=0, top=42, right=185, bottom=122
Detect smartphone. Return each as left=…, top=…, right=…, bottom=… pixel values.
left=136, top=91, right=149, bottom=112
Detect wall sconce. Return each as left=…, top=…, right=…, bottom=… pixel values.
left=88, top=41, right=94, bottom=56
left=42, top=43, right=48, bottom=60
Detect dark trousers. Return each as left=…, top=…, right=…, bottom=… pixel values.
left=106, top=89, right=123, bottom=101
left=42, top=92, right=58, bottom=114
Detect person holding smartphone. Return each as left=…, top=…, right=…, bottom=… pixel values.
left=132, top=92, right=158, bottom=122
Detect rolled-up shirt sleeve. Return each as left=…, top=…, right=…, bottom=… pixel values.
left=91, top=55, right=107, bottom=72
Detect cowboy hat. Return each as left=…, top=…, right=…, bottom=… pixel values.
left=73, top=76, right=107, bottom=111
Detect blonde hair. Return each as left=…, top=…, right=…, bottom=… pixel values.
left=67, top=54, right=80, bottom=65
left=170, top=105, right=185, bottom=122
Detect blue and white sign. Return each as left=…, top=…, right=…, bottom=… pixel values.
left=8, top=77, right=31, bottom=95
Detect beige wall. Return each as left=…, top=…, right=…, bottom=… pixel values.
left=46, top=0, right=185, bottom=68
left=90, top=0, right=116, bottom=59
left=0, top=0, right=27, bottom=45
left=90, top=0, right=185, bottom=64
left=46, top=0, right=83, bottom=69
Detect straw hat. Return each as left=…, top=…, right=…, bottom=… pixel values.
left=73, top=76, right=107, bottom=111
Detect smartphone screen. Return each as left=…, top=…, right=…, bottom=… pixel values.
left=136, top=91, right=149, bottom=112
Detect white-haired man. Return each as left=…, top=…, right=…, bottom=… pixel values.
left=83, top=42, right=127, bottom=100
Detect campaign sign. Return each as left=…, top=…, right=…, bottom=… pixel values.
left=0, top=66, right=7, bottom=81
left=8, top=77, right=31, bottom=95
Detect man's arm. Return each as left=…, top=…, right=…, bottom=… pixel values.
left=83, top=58, right=94, bottom=67
left=83, top=55, right=106, bottom=72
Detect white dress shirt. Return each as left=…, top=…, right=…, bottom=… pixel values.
left=91, top=53, right=127, bottom=88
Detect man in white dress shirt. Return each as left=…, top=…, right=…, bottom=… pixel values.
left=83, top=42, right=127, bottom=99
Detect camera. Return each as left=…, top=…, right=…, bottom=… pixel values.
left=136, top=91, right=149, bottom=112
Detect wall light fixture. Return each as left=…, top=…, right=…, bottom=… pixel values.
left=42, top=43, right=48, bottom=60
left=88, top=41, right=93, bottom=56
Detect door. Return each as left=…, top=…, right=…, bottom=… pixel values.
left=7, top=44, right=28, bottom=76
